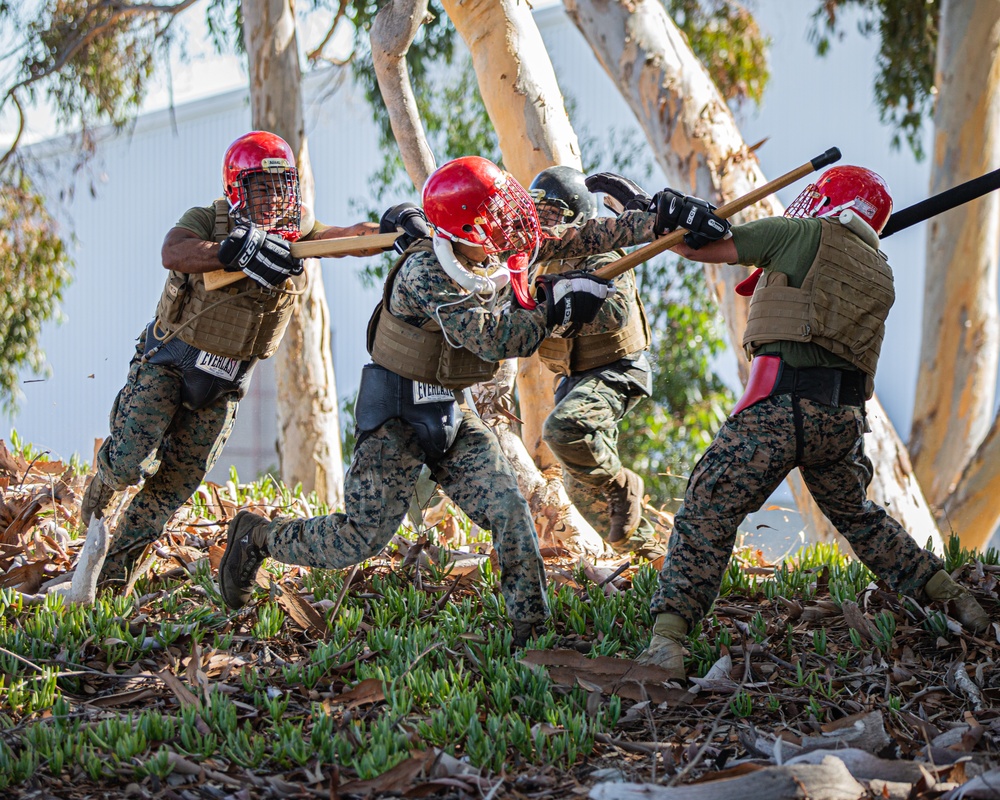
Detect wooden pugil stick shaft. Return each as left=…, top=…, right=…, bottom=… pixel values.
left=594, top=147, right=842, bottom=281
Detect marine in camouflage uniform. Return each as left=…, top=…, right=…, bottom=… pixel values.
left=83, top=131, right=379, bottom=586
left=636, top=167, right=990, bottom=677
left=529, top=167, right=661, bottom=558
left=218, top=156, right=660, bottom=640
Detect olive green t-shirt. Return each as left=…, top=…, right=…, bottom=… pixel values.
left=173, top=200, right=323, bottom=241
left=731, top=216, right=854, bottom=370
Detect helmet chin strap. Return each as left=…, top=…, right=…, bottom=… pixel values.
left=433, top=236, right=509, bottom=296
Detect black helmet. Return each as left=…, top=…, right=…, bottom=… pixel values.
left=528, top=166, right=598, bottom=227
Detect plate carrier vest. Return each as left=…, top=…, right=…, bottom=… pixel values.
left=742, top=220, right=894, bottom=399
left=366, top=242, right=501, bottom=390
left=535, top=252, right=651, bottom=376
left=154, top=199, right=303, bottom=360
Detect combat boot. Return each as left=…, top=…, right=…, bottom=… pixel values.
left=604, top=468, right=643, bottom=545
left=511, top=618, right=553, bottom=647
left=610, top=518, right=666, bottom=561
left=512, top=621, right=538, bottom=648
left=218, top=511, right=271, bottom=610
left=635, top=612, right=688, bottom=679
left=924, top=570, right=990, bottom=635
left=80, top=474, right=119, bottom=526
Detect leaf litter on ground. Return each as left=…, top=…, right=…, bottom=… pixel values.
left=0, top=437, right=997, bottom=799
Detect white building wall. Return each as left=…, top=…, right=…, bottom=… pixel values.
left=6, top=3, right=980, bottom=548
left=6, top=69, right=386, bottom=480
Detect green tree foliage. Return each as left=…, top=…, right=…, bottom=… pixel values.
left=809, top=0, right=937, bottom=158
left=0, top=0, right=193, bottom=411
left=2, top=0, right=187, bottom=161
left=341, top=1, right=461, bottom=157
left=666, top=0, right=771, bottom=105
left=0, top=171, right=71, bottom=413
left=620, top=258, right=733, bottom=511
left=336, top=0, right=770, bottom=191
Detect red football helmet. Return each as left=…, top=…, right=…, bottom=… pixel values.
left=422, top=156, right=540, bottom=255
left=784, top=165, right=893, bottom=234
left=222, top=131, right=301, bottom=241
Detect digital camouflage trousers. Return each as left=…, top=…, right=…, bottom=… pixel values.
left=543, top=372, right=660, bottom=554
left=96, top=329, right=238, bottom=584
left=265, top=412, right=549, bottom=624
left=651, top=394, right=943, bottom=626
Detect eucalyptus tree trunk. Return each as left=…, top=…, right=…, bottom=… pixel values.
left=563, top=0, right=945, bottom=552
left=370, top=0, right=437, bottom=189
left=243, top=0, right=344, bottom=506
left=370, top=1, right=611, bottom=557
left=942, top=420, right=1000, bottom=546
left=908, top=0, right=1000, bottom=547
left=438, top=0, right=584, bottom=474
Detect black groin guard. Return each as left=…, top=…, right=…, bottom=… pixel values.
left=354, top=363, right=462, bottom=464
left=143, top=321, right=256, bottom=410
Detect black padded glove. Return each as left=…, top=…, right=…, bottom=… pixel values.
left=585, top=172, right=653, bottom=212
left=651, top=189, right=686, bottom=235
left=218, top=224, right=303, bottom=289
left=654, top=192, right=730, bottom=247
left=380, top=202, right=431, bottom=254
left=535, top=269, right=615, bottom=337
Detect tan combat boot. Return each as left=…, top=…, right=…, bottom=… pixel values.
left=635, top=612, right=688, bottom=679
left=80, top=474, right=119, bottom=526
left=604, top=468, right=644, bottom=545
left=924, top=570, right=991, bottom=635
left=218, top=511, right=272, bottom=610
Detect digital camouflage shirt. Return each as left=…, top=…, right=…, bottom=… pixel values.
left=389, top=211, right=657, bottom=363
left=533, top=245, right=636, bottom=338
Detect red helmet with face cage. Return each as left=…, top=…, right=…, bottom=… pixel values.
left=784, top=165, right=892, bottom=234
left=422, top=156, right=541, bottom=255
left=222, top=131, right=302, bottom=241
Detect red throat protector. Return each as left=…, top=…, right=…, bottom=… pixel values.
left=507, top=251, right=536, bottom=309
left=736, top=268, right=764, bottom=297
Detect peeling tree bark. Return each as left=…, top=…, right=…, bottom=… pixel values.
left=369, top=1, right=610, bottom=557
left=563, top=0, right=944, bottom=553
left=473, top=362, right=610, bottom=559
left=909, top=0, right=1000, bottom=539
left=370, top=0, right=437, bottom=189
left=590, top=757, right=866, bottom=800
left=243, top=0, right=344, bottom=507
left=942, top=412, right=1000, bottom=548
left=438, top=0, right=583, bottom=474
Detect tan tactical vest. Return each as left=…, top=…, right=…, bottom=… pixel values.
left=367, top=242, right=501, bottom=390
left=742, top=220, right=894, bottom=398
left=536, top=253, right=651, bottom=375
left=154, top=199, right=303, bottom=360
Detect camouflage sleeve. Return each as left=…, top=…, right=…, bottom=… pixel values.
left=537, top=210, right=656, bottom=262
left=389, top=251, right=550, bottom=362
left=534, top=250, right=635, bottom=336
left=583, top=254, right=635, bottom=334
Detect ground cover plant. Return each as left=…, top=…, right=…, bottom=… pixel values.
left=0, top=435, right=998, bottom=799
